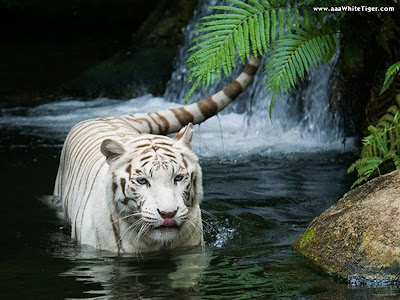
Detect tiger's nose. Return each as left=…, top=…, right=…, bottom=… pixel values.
left=157, top=208, right=178, bottom=219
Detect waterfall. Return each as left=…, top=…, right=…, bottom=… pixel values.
left=164, top=0, right=351, bottom=154
left=0, top=0, right=354, bottom=156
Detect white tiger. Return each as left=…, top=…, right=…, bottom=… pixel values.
left=53, top=56, right=259, bottom=254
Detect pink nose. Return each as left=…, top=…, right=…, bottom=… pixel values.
left=157, top=209, right=177, bottom=219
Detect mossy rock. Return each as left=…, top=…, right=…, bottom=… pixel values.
left=293, top=170, right=400, bottom=284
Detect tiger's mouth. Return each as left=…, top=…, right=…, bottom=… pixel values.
left=153, top=218, right=180, bottom=230
left=161, top=218, right=177, bottom=227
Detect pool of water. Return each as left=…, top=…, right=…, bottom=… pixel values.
left=2, top=124, right=399, bottom=300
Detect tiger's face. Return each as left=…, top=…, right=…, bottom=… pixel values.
left=101, top=124, right=203, bottom=247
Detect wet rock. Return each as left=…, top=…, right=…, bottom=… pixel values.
left=293, top=170, right=400, bottom=283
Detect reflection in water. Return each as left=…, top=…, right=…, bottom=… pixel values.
left=59, top=248, right=212, bottom=299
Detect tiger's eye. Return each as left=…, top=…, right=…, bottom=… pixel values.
left=174, top=175, right=184, bottom=182
left=137, top=178, right=148, bottom=185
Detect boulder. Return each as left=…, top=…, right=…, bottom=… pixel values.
left=293, top=170, right=400, bottom=284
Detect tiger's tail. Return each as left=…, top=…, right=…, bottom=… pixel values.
left=120, top=56, right=260, bottom=135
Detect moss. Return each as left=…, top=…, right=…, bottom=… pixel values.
left=299, top=228, right=315, bottom=249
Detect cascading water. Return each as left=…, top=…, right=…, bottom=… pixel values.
left=0, top=0, right=354, bottom=156
left=165, top=0, right=351, bottom=155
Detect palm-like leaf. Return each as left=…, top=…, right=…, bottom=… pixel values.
left=264, top=27, right=337, bottom=114
left=185, top=0, right=304, bottom=102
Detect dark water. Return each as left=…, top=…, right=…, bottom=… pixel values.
left=2, top=129, right=400, bottom=300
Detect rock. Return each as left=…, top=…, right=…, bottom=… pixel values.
left=293, top=170, right=400, bottom=284
left=62, top=47, right=177, bottom=99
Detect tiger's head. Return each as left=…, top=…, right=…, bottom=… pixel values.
left=100, top=124, right=203, bottom=250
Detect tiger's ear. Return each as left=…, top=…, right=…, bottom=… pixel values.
left=101, top=139, right=125, bottom=164
left=173, top=123, right=193, bottom=148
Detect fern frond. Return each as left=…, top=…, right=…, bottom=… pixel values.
left=264, top=28, right=337, bottom=114
left=380, top=61, right=400, bottom=95
left=348, top=156, right=383, bottom=189
left=349, top=106, right=400, bottom=188
left=185, top=0, right=308, bottom=102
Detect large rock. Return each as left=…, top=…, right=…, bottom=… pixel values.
left=293, top=170, right=400, bottom=283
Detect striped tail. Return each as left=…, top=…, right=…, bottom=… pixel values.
left=120, top=56, right=260, bottom=135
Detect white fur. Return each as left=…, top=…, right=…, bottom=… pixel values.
left=55, top=124, right=204, bottom=254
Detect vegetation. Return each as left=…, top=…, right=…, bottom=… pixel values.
left=348, top=61, right=400, bottom=188
left=185, top=0, right=400, bottom=186
left=184, top=0, right=338, bottom=114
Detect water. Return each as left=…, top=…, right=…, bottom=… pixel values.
left=1, top=0, right=398, bottom=299
left=2, top=131, right=399, bottom=299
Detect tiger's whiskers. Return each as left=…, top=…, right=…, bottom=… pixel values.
left=113, top=212, right=141, bottom=224
left=118, top=218, right=143, bottom=245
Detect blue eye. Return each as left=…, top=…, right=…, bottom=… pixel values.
left=174, top=175, right=184, bottom=182
left=137, top=178, right=148, bottom=185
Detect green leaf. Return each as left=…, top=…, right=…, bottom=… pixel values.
left=380, top=61, right=400, bottom=95
left=184, top=77, right=201, bottom=104
left=350, top=176, right=369, bottom=189
left=269, top=90, right=278, bottom=117
left=234, top=27, right=245, bottom=62
left=249, top=16, right=258, bottom=57
left=278, top=8, right=284, bottom=37
left=247, top=0, right=265, bottom=11
left=258, top=13, right=267, bottom=52
left=264, top=10, right=270, bottom=49
left=286, top=6, right=292, bottom=33
left=227, top=0, right=259, bottom=13
left=201, top=13, right=244, bottom=20
left=270, top=9, right=277, bottom=46
left=243, top=18, right=250, bottom=59
left=210, top=5, right=252, bottom=16
left=264, top=29, right=337, bottom=100
left=254, top=14, right=262, bottom=55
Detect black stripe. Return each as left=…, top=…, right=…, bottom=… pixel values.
left=120, top=178, right=126, bottom=196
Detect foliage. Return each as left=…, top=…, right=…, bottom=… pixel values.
left=185, top=0, right=338, bottom=109
left=349, top=59, right=400, bottom=188
left=380, top=61, right=400, bottom=95
left=348, top=96, right=400, bottom=188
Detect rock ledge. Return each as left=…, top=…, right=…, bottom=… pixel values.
left=293, top=170, right=400, bottom=283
